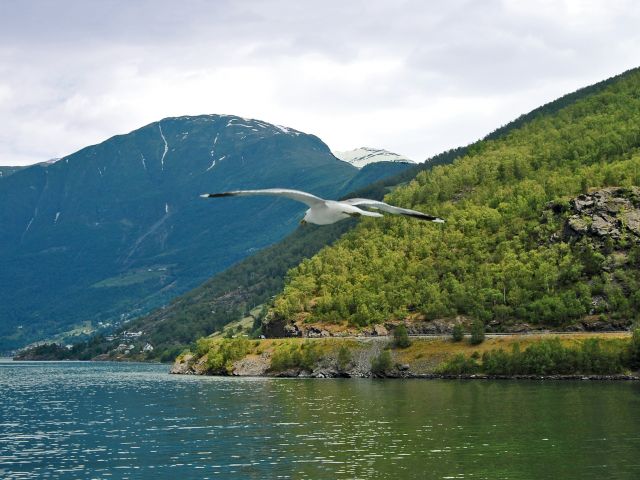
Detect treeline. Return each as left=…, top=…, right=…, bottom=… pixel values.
left=14, top=335, right=112, bottom=361
left=272, top=68, right=640, bottom=330
left=437, top=330, right=640, bottom=375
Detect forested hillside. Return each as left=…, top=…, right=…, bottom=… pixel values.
left=270, top=67, right=640, bottom=333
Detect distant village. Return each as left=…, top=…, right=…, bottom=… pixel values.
left=105, top=331, right=154, bottom=356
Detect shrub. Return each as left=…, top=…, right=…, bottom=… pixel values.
left=629, top=328, right=640, bottom=370
left=270, top=341, right=321, bottom=372
left=269, top=345, right=297, bottom=371
left=470, top=321, right=485, bottom=345
left=205, top=338, right=251, bottom=373
left=466, top=338, right=625, bottom=376
left=435, top=353, right=480, bottom=375
left=194, top=338, right=213, bottom=358
left=393, top=324, right=412, bottom=348
left=371, top=350, right=392, bottom=376
left=337, top=345, right=352, bottom=372
left=452, top=324, right=464, bottom=342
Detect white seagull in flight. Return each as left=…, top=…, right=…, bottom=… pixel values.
left=200, top=188, right=445, bottom=225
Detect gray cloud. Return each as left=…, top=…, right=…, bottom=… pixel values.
left=1, top=0, right=639, bottom=165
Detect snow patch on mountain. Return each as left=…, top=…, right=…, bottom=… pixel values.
left=333, top=147, right=415, bottom=169
left=158, top=123, right=169, bottom=171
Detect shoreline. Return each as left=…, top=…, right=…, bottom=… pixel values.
left=171, top=369, right=640, bottom=381
left=171, top=332, right=639, bottom=380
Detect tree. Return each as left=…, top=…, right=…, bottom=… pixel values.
left=371, top=350, right=392, bottom=376
left=581, top=177, right=589, bottom=194
left=629, top=328, right=640, bottom=370
left=337, top=345, right=352, bottom=373
left=393, top=324, right=412, bottom=348
left=452, top=324, right=464, bottom=342
left=470, top=321, right=485, bottom=345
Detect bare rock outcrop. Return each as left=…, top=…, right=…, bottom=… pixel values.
left=561, top=187, right=640, bottom=242
left=170, top=354, right=195, bottom=374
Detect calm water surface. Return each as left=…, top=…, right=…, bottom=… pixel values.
left=0, top=359, right=639, bottom=479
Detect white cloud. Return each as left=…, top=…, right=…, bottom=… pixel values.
left=0, top=0, right=639, bottom=165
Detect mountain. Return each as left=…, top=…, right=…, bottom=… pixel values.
left=0, top=115, right=407, bottom=351
left=269, top=67, right=640, bottom=335
left=334, top=147, right=415, bottom=168
left=29, top=68, right=640, bottom=362
left=340, top=161, right=415, bottom=194
left=0, top=166, right=25, bottom=178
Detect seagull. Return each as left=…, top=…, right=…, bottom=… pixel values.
left=200, top=188, right=445, bottom=225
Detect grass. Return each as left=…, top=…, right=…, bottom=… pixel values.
left=396, top=333, right=632, bottom=373
left=91, top=266, right=171, bottom=288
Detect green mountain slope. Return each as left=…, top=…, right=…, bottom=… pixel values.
left=0, top=115, right=411, bottom=351
left=270, top=68, right=640, bottom=333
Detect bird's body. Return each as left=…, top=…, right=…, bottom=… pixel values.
left=200, top=188, right=444, bottom=225
left=303, top=199, right=381, bottom=224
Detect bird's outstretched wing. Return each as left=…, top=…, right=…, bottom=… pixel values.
left=344, top=198, right=445, bottom=222
left=200, top=188, right=325, bottom=208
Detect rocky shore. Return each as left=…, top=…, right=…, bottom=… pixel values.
left=172, top=356, right=640, bottom=381
left=171, top=332, right=638, bottom=380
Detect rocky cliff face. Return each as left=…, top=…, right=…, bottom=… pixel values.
left=562, top=187, right=640, bottom=243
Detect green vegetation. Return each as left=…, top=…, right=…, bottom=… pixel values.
left=195, top=337, right=252, bottom=374
left=452, top=324, right=464, bottom=342
left=337, top=345, right=353, bottom=372
left=371, top=350, right=393, bottom=376
left=14, top=335, right=115, bottom=361
left=470, top=321, right=485, bottom=345
left=175, top=333, right=635, bottom=377
left=393, top=324, right=412, bottom=348
left=91, top=268, right=170, bottom=288
left=272, top=68, right=640, bottom=332
left=436, top=337, right=633, bottom=376
left=629, top=327, right=640, bottom=370
left=269, top=341, right=321, bottom=372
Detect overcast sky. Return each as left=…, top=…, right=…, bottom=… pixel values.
left=1, top=0, right=639, bottom=166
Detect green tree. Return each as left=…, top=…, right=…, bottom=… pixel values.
left=629, top=328, right=640, bottom=370
left=580, top=177, right=589, bottom=194
left=371, top=350, right=392, bottom=376
left=470, top=321, right=485, bottom=345
left=452, top=324, right=464, bottom=342
left=337, top=345, right=352, bottom=373
left=393, top=324, right=412, bottom=348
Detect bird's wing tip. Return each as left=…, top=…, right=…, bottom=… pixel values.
left=201, top=192, right=235, bottom=198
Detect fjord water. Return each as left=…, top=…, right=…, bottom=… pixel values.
left=1, top=361, right=639, bottom=479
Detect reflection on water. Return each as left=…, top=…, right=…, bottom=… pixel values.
left=1, top=360, right=639, bottom=479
